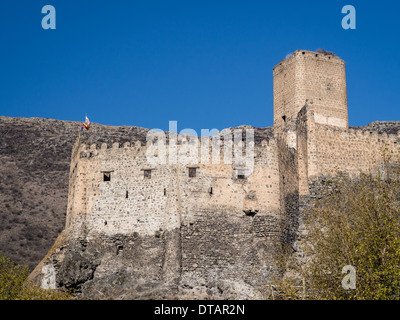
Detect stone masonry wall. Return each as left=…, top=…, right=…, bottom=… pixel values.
left=56, top=134, right=289, bottom=298
left=299, top=106, right=400, bottom=191
left=277, top=136, right=299, bottom=249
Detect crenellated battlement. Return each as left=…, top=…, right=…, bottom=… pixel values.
left=297, top=109, right=400, bottom=184
left=273, top=49, right=344, bottom=72
left=77, top=137, right=276, bottom=166
left=314, top=121, right=400, bottom=144
left=79, top=138, right=277, bottom=152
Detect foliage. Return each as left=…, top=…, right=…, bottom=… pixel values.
left=276, top=164, right=400, bottom=300
left=0, top=251, right=72, bottom=300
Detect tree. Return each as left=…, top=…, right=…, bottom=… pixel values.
left=0, top=251, right=71, bottom=300
left=276, top=166, right=400, bottom=300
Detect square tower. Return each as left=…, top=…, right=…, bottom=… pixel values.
left=273, top=50, right=348, bottom=135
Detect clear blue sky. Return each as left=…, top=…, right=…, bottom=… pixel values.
left=0, top=1, right=399, bottom=133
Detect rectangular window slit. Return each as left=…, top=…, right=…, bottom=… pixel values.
left=189, top=167, right=197, bottom=178
left=103, top=172, right=111, bottom=182
left=144, top=170, right=151, bottom=179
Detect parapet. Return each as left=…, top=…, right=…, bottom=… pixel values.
left=76, top=136, right=278, bottom=165
left=314, top=122, right=400, bottom=145
left=79, top=137, right=277, bottom=152
left=273, top=49, right=344, bottom=72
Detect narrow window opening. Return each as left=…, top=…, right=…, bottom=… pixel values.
left=282, top=115, right=286, bottom=126
left=164, top=188, right=167, bottom=196
left=189, top=167, right=197, bottom=178
left=209, top=187, right=213, bottom=195
left=144, top=169, right=151, bottom=179
left=126, top=191, right=129, bottom=199
left=103, top=172, right=111, bottom=182
left=283, top=175, right=286, bottom=185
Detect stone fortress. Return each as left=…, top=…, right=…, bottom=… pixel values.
left=30, top=50, right=400, bottom=299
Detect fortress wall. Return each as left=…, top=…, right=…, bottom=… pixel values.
left=60, top=129, right=306, bottom=297
left=65, top=138, right=283, bottom=231
left=63, top=143, right=183, bottom=288
left=65, top=137, right=286, bottom=295
left=180, top=210, right=282, bottom=297
left=277, top=136, right=298, bottom=202
left=65, top=138, right=100, bottom=230
left=65, top=138, right=80, bottom=229
left=277, top=136, right=299, bottom=247
left=178, top=141, right=282, bottom=219
left=76, top=144, right=180, bottom=238
left=306, top=109, right=400, bottom=179
left=296, top=106, right=310, bottom=195
left=179, top=141, right=287, bottom=295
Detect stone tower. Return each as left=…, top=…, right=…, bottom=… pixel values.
left=273, top=49, right=348, bottom=147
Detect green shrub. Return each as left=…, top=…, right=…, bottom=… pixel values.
left=0, top=251, right=72, bottom=300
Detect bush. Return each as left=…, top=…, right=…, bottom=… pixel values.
left=0, top=251, right=72, bottom=300
left=275, top=166, right=400, bottom=300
